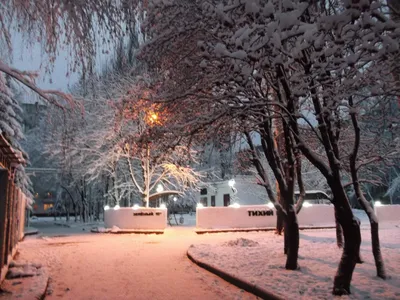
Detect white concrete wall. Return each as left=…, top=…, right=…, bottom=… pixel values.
left=196, top=204, right=335, bottom=229
left=375, top=205, right=400, bottom=222
left=297, top=205, right=335, bottom=226
left=196, top=205, right=276, bottom=229
left=104, top=207, right=168, bottom=230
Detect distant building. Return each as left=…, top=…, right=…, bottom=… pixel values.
left=18, top=94, right=58, bottom=216
left=19, top=93, right=47, bottom=131
left=197, top=175, right=331, bottom=207
left=197, top=175, right=269, bottom=207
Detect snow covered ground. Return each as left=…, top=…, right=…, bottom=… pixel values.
left=18, top=209, right=399, bottom=299
left=189, top=221, right=400, bottom=299
left=18, top=228, right=262, bottom=300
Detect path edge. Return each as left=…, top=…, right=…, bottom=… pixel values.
left=187, top=248, right=284, bottom=300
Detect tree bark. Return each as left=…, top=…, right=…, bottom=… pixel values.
left=330, top=181, right=362, bottom=295
left=370, top=220, right=386, bottom=278
left=276, top=210, right=284, bottom=235
left=334, top=204, right=344, bottom=248
left=333, top=210, right=361, bottom=295
left=276, top=180, right=284, bottom=235
left=284, top=205, right=299, bottom=269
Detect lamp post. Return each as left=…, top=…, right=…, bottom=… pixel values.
left=157, top=184, right=164, bottom=207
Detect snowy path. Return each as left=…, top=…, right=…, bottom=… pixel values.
left=19, top=227, right=259, bottom=300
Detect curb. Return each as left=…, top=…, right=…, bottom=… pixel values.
left=187, top=249, right=284, bottom=300
left=54, top=222, right=71, bottom=228
left=195, top=225, right=336, bottom=234
left=90, top=228, right=164, bottom=235
left=23, top=228, right=39, bottom=237
left=195, top=228, right=275, bottom=234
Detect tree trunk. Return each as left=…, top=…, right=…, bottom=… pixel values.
left=283, top=225, right=288, bottom=254
left=96, top=201, right=100, bottom=221
left=335, top=206, right=344, bottom=248
left=370, top=220, right=386, bottom=278
left=333, top=211, right=361, bottom=295
left=328, top=181, right=362, bottom=295
left=284, top=206, right=299, bottom=270
left=73, top=202, right=78, bottom=222
left=276, top=209, right=284, bottom=235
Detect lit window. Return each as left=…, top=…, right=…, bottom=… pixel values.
left=44, top=204, right=54, bottom=211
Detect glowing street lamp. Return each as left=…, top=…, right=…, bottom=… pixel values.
left=150, top=113, right=158, bottom=122
left=228, top=179, right=235, bottom=187
left=104, top=205, right=110, bottom=211
left=156, top=184, right=164, bottom=193
left=114, top=204, right=120, bottom=210
left=374, top=201, right=383, bottom=207
left=147, top=111, right=159, bottom=126
left=173, top=196, right=177, bottom=202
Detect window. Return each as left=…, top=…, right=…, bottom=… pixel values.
left=211, top=196, right=216, bottom=207
left=44, top=204, right=54, bottom=211
left=200, top=188, right=207, bottom=195
left=200, top=197, right=208, bottom=207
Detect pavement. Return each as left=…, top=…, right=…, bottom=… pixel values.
left=1, top=219, right=335, bottom=300
left=3, top=222, right=261, bottom=300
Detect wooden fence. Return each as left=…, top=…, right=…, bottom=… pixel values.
left=0, top=170, right=26, bottom=282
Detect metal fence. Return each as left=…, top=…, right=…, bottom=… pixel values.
left=0, top=169, right=26, bottom=282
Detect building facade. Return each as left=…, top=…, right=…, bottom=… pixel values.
left=197, top=175, right=331, bottom=207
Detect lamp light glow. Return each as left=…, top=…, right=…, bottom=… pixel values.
left=228, top=179, right=235, bottom=187
left=197, top=203, right=204, bottom=208
left=267, top=202, right=274, bottom=209
left=303, top=201, right=312, bottom=208
left=104, top=205, right=110, bottom=211
left=156, top=184, right=164, bottom=193
left=132, top=204, right=140, bottom=210
left=375, top=201, right=383, bottom=207
left=114, top=205, right=120, bottom=210
left=229, top=203, right=240, bottom=208
left=151, top=113, right=158, bottom=121
left=160, top=203, right=167, bottom=209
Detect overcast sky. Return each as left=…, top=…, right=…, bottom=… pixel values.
left=11, top=35, right=78, bottom=91
left=10, top=33, right=115, bottom=93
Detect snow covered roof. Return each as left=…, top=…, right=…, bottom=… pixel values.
left=0, top=133, right=25, bottom=166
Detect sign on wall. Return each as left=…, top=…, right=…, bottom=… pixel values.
left=247, top=210, right=274, bottom=216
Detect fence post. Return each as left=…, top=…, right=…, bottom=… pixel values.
left=0, top=170, right=8, bottom=281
